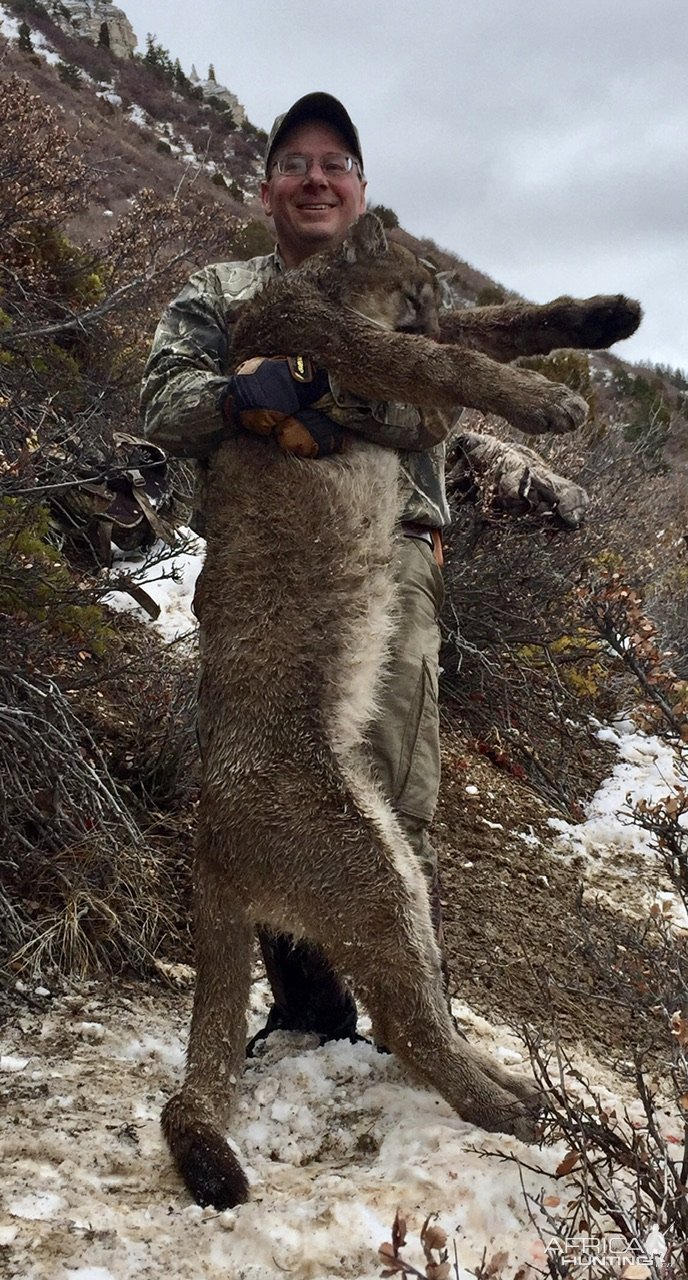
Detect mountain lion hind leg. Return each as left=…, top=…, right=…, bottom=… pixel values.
left=308, top=774, right=541, bottom=1140
left=162, top=768, right=540, bottom=1211
left=161, top=843, right=252, bottom=1211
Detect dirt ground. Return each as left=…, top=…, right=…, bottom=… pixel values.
left=1, top=718, right=672, bottom=1071
left=435, top=727, right=674, bottom=1065
left=2, top=717, right=684, bottom=1278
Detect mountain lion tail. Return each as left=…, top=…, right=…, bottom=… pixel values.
left=162, top=1089, right=249, bottom=1210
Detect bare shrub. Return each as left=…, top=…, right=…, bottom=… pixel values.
left=379, top=1210, right=454, bottom=1278
left=0, top=74, right=253, bottom=978
left=579, top=569, right=688, bottom=743
left=441, top=338, right=688, bottom=812
left=505, top=574, right=688, bottom=1280
left=525, top=978, right=688, bottom=1279
left=0, top=668, right=173, bottom=975
left=440, top=481, right=613, bottom=811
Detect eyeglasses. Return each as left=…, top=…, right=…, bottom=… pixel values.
left=271, top=152, right=361, bottom=178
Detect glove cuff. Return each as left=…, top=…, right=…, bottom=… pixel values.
left=218, top=381, right=235, bottom=426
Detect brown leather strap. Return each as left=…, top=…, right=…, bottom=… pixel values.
left=401, top=521, right=444, bottom=567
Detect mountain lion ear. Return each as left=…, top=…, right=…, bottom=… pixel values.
left=416, top=260, right=455, bottom=308
left=342, top=212, right=389, bottom=263
left=435, top=269, right=457, bottom=308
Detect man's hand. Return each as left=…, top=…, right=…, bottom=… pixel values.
left=448, top=429, right=589, bottom=529
left=222, top=356, right=346, bottom=457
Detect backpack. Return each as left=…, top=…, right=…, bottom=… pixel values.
left=51, top=432, right=186, bottom=565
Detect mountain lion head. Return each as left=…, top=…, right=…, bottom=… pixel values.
left=303, top=212, right=442, bottom=339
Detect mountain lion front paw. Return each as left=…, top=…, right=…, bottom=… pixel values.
left=508, top=376, right=589, bottom=436
left=551, top=293, right=642, bottom=349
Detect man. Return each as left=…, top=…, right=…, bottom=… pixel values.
left=141, top=92, right=588, bottom=1044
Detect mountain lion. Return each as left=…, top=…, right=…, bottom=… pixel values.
left=162, top=213, right=640, bottom=1209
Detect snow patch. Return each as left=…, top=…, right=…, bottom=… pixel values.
left=9, top=1191, right=63, bottom=1220
left=126, top=103, right=149, bottom=128
left=103, top=529, right=204, bottom=642
left=32, top=29, right=62, bottom=65
left=1, top=1054, right=29, bottom=1072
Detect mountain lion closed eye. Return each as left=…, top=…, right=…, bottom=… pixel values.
left=161, top=214, right=640, bottom=1210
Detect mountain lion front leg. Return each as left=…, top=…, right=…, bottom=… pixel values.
left=162, top=849, right=252, bottom=1210
left=235, top=298, right=587, bottom=436
left=324, top=327, right=589, bottom=436
left=438, top=294, right=642, bottom=361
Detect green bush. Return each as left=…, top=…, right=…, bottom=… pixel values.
left=142, top=33, right=175, bottom=82
left=476, top=284, right=506, bottom=306
left=520, top=349, right=594, bottom=399
left=623, top=376, right=671, bottom=462
left=7, top=0, right=48, bottom=14
left=0, top=499, right=114, bottom=652
left=206, top=95, right=236, bottom=127
left=242, top=119, right=268, bottom=144
left=18, top=20, right=34, bottom=51
left=233, top=219, right=274, bottom=259
left=57, top=61, right=82, bottom=89
left=368, top=203, right=399, bottom=229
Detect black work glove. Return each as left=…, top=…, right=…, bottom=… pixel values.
left=221, top=356, right=346, bottom=458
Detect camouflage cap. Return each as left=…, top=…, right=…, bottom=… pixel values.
left=265, top=92, right=364, bottom=175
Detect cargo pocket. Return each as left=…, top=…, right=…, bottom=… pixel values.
left=393, top=653, right=441, bottom=824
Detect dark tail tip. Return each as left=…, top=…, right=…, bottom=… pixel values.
left=162, top=1093, right=250, bottom=1210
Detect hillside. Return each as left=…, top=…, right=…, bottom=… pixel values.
left=1, top=6, right=688, bottom=1277
left=2, top=0, right=688, bottom=1033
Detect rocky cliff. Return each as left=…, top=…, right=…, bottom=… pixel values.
left=48, top=0, right=135, bottom=59
left=189, top=63, right=246, bottom=125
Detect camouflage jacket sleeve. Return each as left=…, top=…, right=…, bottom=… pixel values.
left=329, top=393, right=452, bottom=525
left=399, top=444, right=451, bottom=527
left=141, top=253, right=453, bottom=461
left=327, top=382, right=451, bottom=453
left=141, top=256, right=287, bottom=457
left=140, top=264, right=237, bottom=458
left=141, top=254, right=451, bottom=526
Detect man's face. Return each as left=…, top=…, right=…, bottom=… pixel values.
left=261, top=121, right=367, bottom=268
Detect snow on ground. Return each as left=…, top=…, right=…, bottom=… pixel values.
left=548, top=718, right=687, bottom=926
left=126, top=103, right=149, bottom=128
left=97, top=90, right=123, bottom=109
left=16, top=535, right=681, bottom=1276
left=31, top=29, right=64, bottom=67
left=102, top=530, right=203, bottom=642
left=551, top=717, right=684, bottom=858
left=0, top=5, right=61, bottom=64
left=1, top=979, right=573, bottom=1280
left=0, top=3, right=20, bottom=41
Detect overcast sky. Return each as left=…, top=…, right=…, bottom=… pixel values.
left=120, top=0, right=687, bottom=372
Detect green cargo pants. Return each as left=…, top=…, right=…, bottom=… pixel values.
left=256, top=532, right=445, bottom=1043
left=367, top=534, right=444, bottom=886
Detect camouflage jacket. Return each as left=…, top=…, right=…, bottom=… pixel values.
left=140, top=251, right=452, bottom=529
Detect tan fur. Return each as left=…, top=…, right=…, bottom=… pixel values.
left=226, top=216, right=591, bottom=437
left=161, top=216, right=639, bottom=1210
left=438, top=293, right=642, bottom=362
